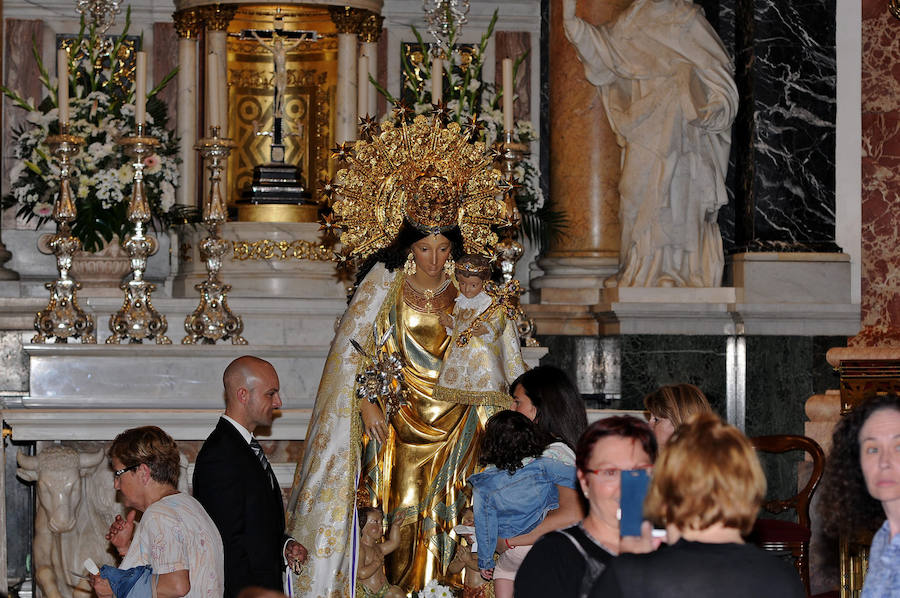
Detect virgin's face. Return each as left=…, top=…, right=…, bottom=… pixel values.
left=859, top=408, right=900, bottom=507
left=411, top=234, right=452, bottom=279
left=511, top=384, right=538, bottom=421
left=577, top=436, right=652, bottom=526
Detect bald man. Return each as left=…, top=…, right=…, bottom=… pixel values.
left=193, top=356, right=307, bottom=598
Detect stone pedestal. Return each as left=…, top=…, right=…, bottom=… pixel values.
left=726, top=252, right=852, bottom=304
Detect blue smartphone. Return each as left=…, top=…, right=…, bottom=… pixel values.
left=619, top=468, right=650, bottom=537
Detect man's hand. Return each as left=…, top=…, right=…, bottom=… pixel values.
left=361, top=400, right=388, bottom=444
left=563, top=0, right=577, bottom=21
left=89, top=574, right=113, bottom=598
left=106, top=510, right=137, bottom=556
left=285, top=539, right=308, bottom=574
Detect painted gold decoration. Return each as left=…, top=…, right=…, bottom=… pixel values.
left=107, top=126, right=171, bottom=344
left=199, top=4, right=237, bottom=31
left=231, top=239, right=332, bottom=261
left=173, top=9, right=202, bottom=40
left=183, top=127, right=247, bottom=345
left=328, top=6, right=367, bottom=34
left=33, top=130, right=96, bottom=344
left=331, top=109, right=507, bottom=260
left=358, top=12, right=385, bottom=43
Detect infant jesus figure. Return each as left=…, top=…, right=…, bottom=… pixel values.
left=357, top=507, right=405, bottom=598
left=434, top=255, right=526, bottom=406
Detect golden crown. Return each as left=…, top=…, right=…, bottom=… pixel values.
left=455, top=260, right=491, bottom=278
left=330, top=109, right=507, bottom=260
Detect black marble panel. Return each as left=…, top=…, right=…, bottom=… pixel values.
left=729, top=0, right=838, bottom=252
left=6, top=441, right=34, bottom=582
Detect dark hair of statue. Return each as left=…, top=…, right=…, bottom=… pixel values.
left=818, top=394, right=900, bottom=537
left=357, top=506, right=383, bottom=532
left=510, top=365, right=588, bottom=449
left=574, top=416, right=658, bottom=474
left=479, top=410, right=547, bottom=474
left=352, top=224, right=466, bottom=294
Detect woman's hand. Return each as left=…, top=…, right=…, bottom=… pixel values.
left=619, top=521, right=664, bottom=554
left=361, top=400, right=389, bottom=444
left=106, top=510, right=136, bottom=556
left=89, top=575, right=114, bottom=598
left=480, top=568, right=494, bottom=580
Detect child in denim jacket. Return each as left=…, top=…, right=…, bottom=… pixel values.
left=468, top=411, right=577, bottom=598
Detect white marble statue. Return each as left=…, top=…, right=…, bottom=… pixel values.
left=17, top=447, right=124, bottom=598
left=251, top=31, right=303, bottom=119
left=563, top=0, right=739, bottom=287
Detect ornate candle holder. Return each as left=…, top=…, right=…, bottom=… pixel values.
left=33, top=127, right=97, bottom=344
left=107, top=125, right=171, bottom=344
left=496, top=130, right=527, bottom=283
left=182, top=127, right=247, bottom=345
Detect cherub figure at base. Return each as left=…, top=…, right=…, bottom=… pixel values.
left=357, top=507, right=405, bottom=598
left=449, top=507, right=494, bottom=598
left=434, top=255, right=526, bottom=405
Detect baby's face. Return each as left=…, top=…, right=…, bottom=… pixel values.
left=458, top=275, right=485, bottom=298
left=461, top=510, right=475, bottom=527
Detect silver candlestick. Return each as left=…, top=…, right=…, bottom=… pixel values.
left=107, top=124, right=171, bottom=344
left=182, top=126, right=247, bottom=345
left=33, top=127, right=97, bottom=344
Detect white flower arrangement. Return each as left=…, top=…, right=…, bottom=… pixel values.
left=410, top=579, right=457, bottom=598
left=0, top=7, right=191, bottom=252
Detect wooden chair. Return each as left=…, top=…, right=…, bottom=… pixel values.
left=749, top=434, right=825, bottom=597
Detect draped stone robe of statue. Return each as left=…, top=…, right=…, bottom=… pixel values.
left=564, top=0, right=739, bottom=288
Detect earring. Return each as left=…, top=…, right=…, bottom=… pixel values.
left=443, top=257, right=455, bottom=276
left=404, top=252, right=416, bottom=275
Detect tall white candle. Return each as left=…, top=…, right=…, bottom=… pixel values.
left=206, top=52, right=220, bottom=132
left=57, top=49, right=69, bottom=125
left=431, top=57, right=442, bottom=103
left=358, top=54, right=369, bottom=118
left=502, top=58, right=514, bottom=133
left=135, top=51, right=147, bottom=126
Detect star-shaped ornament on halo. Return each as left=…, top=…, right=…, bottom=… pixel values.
left=331, top=142, right=354, bottom=162
left=430, top=99, right=451, bottom=123
left=462, top=114, right=484, bottom=139
left=320, top=179, right=338, bottom=201
left=489, top=142, right=505, bottom=162
left=392, top=100, right=414, bottom=123
left=319, top=212, right=340, bottom=236
left=358, top=114, right=379, bottom=140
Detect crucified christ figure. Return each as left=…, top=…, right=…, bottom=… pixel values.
left=250, top=31, right=302, bottom=119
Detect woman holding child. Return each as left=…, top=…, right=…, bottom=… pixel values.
left=286, top=114, right=522, bottom=597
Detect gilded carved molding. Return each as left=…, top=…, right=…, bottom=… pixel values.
left=358, top=12, right=385, bottom=43
left=232, top=239, right=333, bottom=261
left=328, top=6, right=368, bottom=35
left=173, top=9, right=203, bottom=39
left=199, top=4, right=238, bottom=31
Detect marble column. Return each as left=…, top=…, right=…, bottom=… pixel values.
left=857, top=2, right=900, bottom=336
left=330, top=7, right=365, bottom=144
left=173, top=9, right=202, bottom=208
left=200, top=5, right=235, bottom=136
left=531, top=0, right=629, bottom=303
left=358, top=12, right=384, bottom=119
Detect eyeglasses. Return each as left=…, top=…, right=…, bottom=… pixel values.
left=584, top=465, right=652, bottom=485
left=113, top=464, right=140, bottom=479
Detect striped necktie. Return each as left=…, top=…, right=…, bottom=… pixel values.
left=249, top=437, right=276, bottom=489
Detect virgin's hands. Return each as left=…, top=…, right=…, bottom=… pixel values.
left=563, top=0, right=577, bottom=21
left=438, top=312, right=453, bottom=329
left=106, top=510, right=136, bottom=556
left=361, top=400, right=389, bottom=444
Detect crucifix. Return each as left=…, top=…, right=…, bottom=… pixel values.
left=233, top=12, right=319, bottom=220
left=237, top=13, right=317, bottom=163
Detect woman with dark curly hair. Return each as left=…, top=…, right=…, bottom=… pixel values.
left=818, top=394, right=900, bottom=596
left=468, top=411, right=577, bottom=598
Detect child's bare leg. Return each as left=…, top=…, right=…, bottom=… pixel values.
left=494, top=578, right=513, bottom=598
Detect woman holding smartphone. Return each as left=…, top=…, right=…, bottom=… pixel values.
left=514, top=416, right=657, bottom=598
left=590, top=414, right=804, bottom=598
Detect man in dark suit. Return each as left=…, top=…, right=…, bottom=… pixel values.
left=194, top=356, right=307, bottom=598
